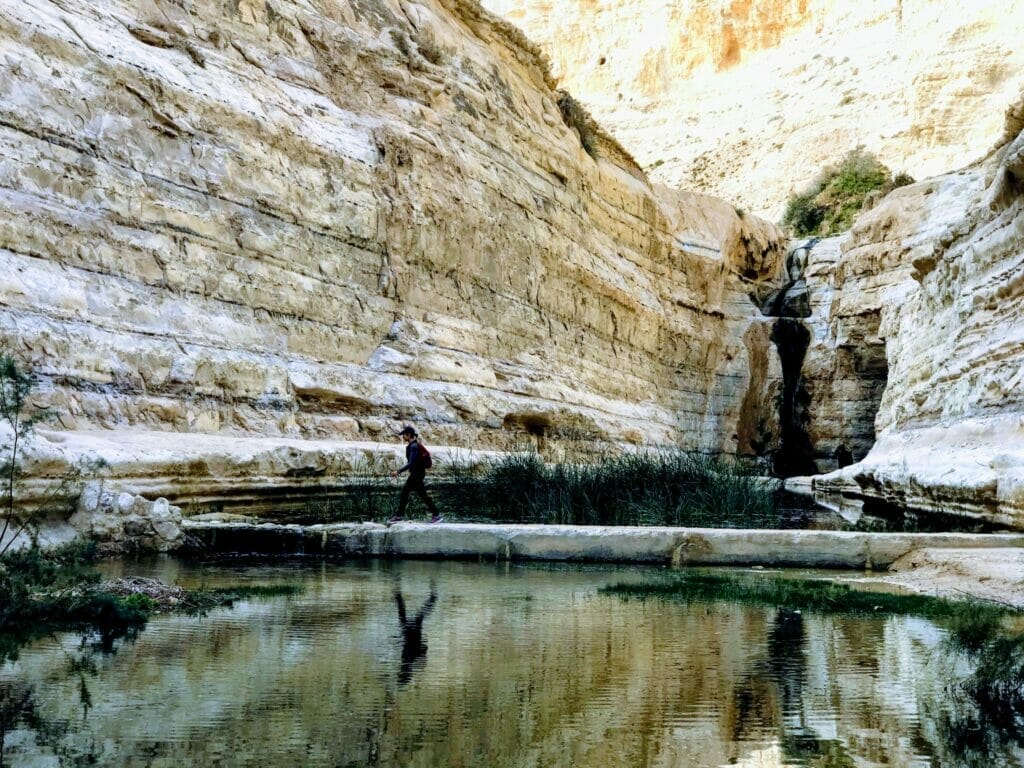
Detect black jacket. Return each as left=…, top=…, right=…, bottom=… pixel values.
left=397, top=439, right=429, bottom=475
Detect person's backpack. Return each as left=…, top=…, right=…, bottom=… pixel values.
left=419, top=443, right=433, bottom=469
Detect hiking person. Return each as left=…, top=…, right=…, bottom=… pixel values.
left=389, top=425, right=442, bottom=524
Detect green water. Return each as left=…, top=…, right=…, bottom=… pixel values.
left=1, top=560, right=1021, bottom=767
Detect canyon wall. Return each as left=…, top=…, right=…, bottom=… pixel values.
left=3, top=0, right=1020, bottom=527
left=482, top=0, right=1024, bottom=220
left=796, top=103, right=1024, bottom=524
left=0, top=0, right=786, bottom=510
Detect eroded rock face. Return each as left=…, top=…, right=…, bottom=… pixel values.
left=794, top=236, right=888, bottom=473
left=483, top=0, right=1024, bottom=219
left=798, top=108, right=1024, bottom=524
left=0, top=0, right=787, bottom=508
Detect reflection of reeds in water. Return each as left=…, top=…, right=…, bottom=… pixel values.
left=605, top=571, right=1024, bottom=761
left=295, top=450, right=782, bottom=528
left=603, top=573, right=1004, bottom=619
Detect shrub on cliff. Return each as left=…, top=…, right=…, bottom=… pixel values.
left=0, top=353, right=105, bottom=556
left=556, top=90, right=599, bottom=159
left=782, top=149, right=915, bottom=236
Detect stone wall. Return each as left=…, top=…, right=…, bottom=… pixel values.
left=0, top=0, right=786, bottom=509
left=70, top=483, right=184, bottom=552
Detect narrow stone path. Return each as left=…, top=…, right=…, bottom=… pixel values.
left=183, top=518, right=1024, bottom=571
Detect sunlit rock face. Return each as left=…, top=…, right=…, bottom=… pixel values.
left=802, top=106, right=1024, bottom=524
left=482, top=0, right=1024, bottom=219
left=784, top=235, right=888, bottom=475
left=0, top=0, right=787, bottom=503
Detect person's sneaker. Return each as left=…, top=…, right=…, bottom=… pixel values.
left=428, top=514, right=443, bottom=524
left=387, top=515, right=404, bottom=525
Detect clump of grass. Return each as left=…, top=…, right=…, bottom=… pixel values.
left=413, top=31, right=446, bottom=66
left=296, top=450, right=781, bottom=528
left=782, top=149, right=915, bottom=236
left=0, top=541, right=303, bottom=661
left=0, top=542, right=151, bottom=661
left=0, top=540, right=103, bottom=626
left=193, top=584, right=303, bottom=606
left=459, top=451, right=778, bottom=527
left=601, top=572, right=1007, bottom=623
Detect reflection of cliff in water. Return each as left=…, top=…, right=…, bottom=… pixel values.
left=0, top=644, right=106, bottom=767
left=731, top=608, right=857, bottom=767
left=1, top=561, right=1023, bottom=767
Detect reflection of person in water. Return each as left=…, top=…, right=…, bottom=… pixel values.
left=395, top=585, right=438, bottom=686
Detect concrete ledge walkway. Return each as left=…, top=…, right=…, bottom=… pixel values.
left=182, top=520, right=1024, bottom=570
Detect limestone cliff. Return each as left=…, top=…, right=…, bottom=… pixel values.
left=482, top=0, right=1024, bottom=220
left=795, top=103, right=1024, bottom=525
left=0, top=0, right=785, bottom=509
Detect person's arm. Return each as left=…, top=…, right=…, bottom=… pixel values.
left=392, top=444, right=415, bottom=477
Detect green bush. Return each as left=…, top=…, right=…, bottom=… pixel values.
left=781, top=150, right=915, bottom=236
left=0, top=542, right=100, bottom=626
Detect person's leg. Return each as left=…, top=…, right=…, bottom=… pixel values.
left=394, top=591, right=407, bottom=625
left=411, top=474, right=439, bottom=518
left=394, top=477, right=413, bottom=519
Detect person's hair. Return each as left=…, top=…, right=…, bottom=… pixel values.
left=399, top=425, right=417, bottom=437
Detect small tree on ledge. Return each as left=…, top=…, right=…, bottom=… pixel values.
left=0, top=353, right=104, bottom=556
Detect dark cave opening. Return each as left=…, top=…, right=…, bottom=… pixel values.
left=770, top=316, right=817, bottom=478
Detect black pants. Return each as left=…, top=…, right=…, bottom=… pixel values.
left=398, top=472, right=437, bottom=516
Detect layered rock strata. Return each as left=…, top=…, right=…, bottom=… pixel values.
left=483, top=0, right=1024, bottom=219
left=0, top=0, right=786, bottom=509
left=796, top=105, right=1024, bottom=524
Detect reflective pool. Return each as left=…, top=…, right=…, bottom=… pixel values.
left=2, top=560, right=1021, bottom=767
